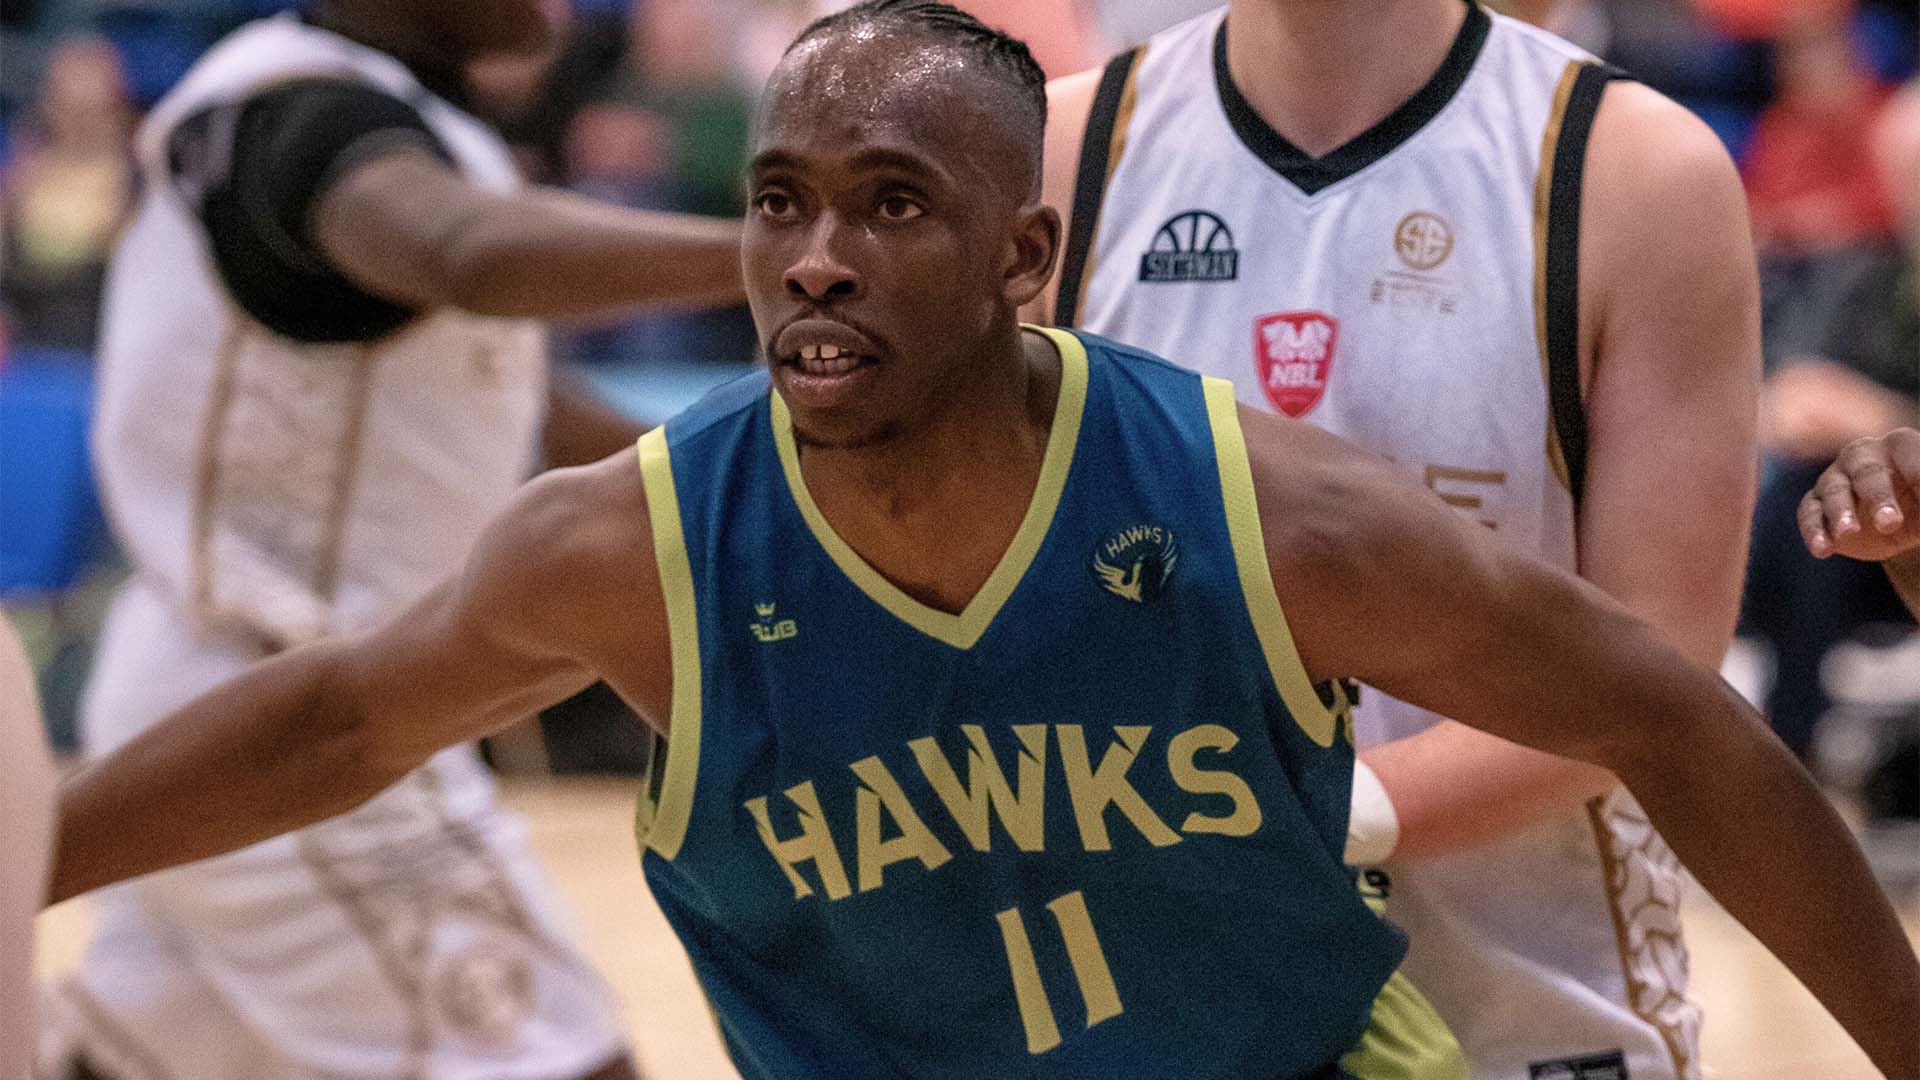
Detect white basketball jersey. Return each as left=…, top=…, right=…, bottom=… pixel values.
left=1063, top=7, right=1702, bottom=1079
left=94, top=14, right=546, bottom=655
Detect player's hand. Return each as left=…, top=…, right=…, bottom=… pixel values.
left=1800, top=428, right=1920, bottom=562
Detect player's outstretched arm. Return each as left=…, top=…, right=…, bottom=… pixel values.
left=313, top=148, right=743, bottom=320
left=1353, top=83, right=1763, bottom=862
left=1801, top=428, right=1920, bottom=618
left=1245, top=411, right=1920, bottom=1080
left=49, top=451, right=671, bottom=905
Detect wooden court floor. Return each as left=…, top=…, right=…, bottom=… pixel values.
left=36, top=776, right=1920, bottom=1079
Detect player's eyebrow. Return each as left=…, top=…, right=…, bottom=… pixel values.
left=748, top=146, right=952, bottom=188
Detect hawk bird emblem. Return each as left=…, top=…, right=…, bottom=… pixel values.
left=1093, top=525, right=1178, bottom=603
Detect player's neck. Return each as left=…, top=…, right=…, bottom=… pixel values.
left=1225, top=0, right=1468, bottom=158
left=796, top=329, right=1060, bottom=615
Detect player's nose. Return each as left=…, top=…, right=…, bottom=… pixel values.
left=784, top=214, right=862, bottom=303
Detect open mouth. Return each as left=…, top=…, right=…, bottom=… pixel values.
left=773, top=319, right=883, bottom=390
left=787, top=343, right=876, bottom=376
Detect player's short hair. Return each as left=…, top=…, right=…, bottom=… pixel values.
left=788, top=0, right=1048, bottom=192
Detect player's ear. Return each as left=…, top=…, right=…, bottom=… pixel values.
left=1002, top=202, right=1062, bottom=310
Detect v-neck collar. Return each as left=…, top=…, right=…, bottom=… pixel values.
left=1212, top=2, right=1492, bottom=196
left=769, top=326, right=1090, bottom=651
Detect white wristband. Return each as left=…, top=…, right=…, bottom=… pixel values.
left=1345, top=760, right=1400, bottom=866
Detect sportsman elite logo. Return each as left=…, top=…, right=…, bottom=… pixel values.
left=1253, top=311, right=1338, bottom=418
left=1139, top=210, right=1239, bottom=283
left=1093, top=525, right=1177, bottom=603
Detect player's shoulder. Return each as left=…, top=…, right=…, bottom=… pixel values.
left=1066, top=327, right=1212, bottom=397
left=1585, top=79, right=1742, bottom=210
left=660, top=367, right=774, bottom=448
left=470, top=450, right=656, bottom=623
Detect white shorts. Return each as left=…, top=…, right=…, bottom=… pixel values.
left=45, top=582, right=628, bottom=1080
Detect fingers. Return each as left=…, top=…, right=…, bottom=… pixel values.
left=1798, top=489, right=1833, bottom=557
left=1801, top=429, right=1920, bottom=559
left=1839, top=439, right=1904, bottom=535
left=1803, top=467, right=1858, bottom=558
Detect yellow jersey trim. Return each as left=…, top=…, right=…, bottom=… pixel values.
left=768, top=325, right=1089, bottom=651
left=1338, top=971, right=1468, bottom=1080
left=635, top=428, right=703, bottom=860
left=1202, top=378, right=1339, bottom=748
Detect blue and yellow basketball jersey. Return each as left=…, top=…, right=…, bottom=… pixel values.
left=633, top=327, right=1435, bottom=1078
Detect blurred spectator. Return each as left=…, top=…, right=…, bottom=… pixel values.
left=0, top=36, right=135, bottom=353
left=1743, top=4, right=1897, bottom=254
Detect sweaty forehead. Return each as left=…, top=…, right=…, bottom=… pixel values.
left=756, top=30, right=1030, bottom=187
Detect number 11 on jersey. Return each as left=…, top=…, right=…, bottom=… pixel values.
left=995, top=890, right=1124, bottom=1053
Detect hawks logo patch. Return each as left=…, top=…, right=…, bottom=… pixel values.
left=1094, top=525, right=1177, bottom=603
left=1254, top=311, right=1338, bottom=418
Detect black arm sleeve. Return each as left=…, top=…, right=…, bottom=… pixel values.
left=167, top=78, right=454, bottom=343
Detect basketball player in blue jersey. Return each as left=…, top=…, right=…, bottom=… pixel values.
left=44, top=4, right=1919, bottom=1078
left=1805, top=428, right=1920, bottom=618
left=1030, top=4, right=1759, bottom=1075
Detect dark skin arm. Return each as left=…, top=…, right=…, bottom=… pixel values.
left=50, top=453, right=672, bottom=903
left=314, top=150, right=743, bottom=319
left=51, top=414, right=1920, bottom=1075
left=542, top=365, right=648, bottom=470
left=1244, top=407, right=1918, bottom=1080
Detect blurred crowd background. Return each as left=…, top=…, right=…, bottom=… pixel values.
left=1, top=0, right=1916, bottom=864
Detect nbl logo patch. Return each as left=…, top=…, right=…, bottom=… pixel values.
left=1253, top=311, right=1338, bottom=418
left=1139, top=210, right=1239, bottom=283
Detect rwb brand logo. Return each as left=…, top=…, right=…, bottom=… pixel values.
left=1253, top=311, right=1338, bottom=418
left=1139, top=210, right=1239, bottom=283
left=750, top=601, right=798, bottom=643
left=1093, top=525, right=1177, bottom=603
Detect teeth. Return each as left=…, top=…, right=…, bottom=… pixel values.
left=819, top=344, right=841, bottom=360
left=798, top=352, right=861, bottom=376
left=800, top=344, right=819, bottom=360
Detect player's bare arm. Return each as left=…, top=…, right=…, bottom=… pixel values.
left=50, top=451, right=672, bottom=905
left=1245, top=410, right=1918, bottom=1079
left=1357, top=80, right=1762, bottom=859
left=1802, top=427, right=1920, bottom=617
left=545, top=364, right=649, bottom=468
left=1022, top=66, right=1100, bottom=325
left=313, top=147, right=744, bottom=319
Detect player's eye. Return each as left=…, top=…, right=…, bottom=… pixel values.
left=876, top=194, right=924, bottom=222
left=754, top=190, right=798, bottom=220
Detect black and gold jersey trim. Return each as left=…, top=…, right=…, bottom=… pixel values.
left=1055, top=46, right=1145, bottom=327
left=1536, top=60, right=1621, bottom=508
left=1212, top=2, right=1491, bottom=196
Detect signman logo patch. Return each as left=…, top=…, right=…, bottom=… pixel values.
left=1094, top=525, right=1177, bottom=603
left=1254, top=311, right=1338, bottom=418
left=1139, top=210, right=1239, bottom=283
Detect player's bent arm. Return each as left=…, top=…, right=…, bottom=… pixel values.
left=313, top=150, right=744, bottom=319
left=1248, top=412, right=1919, bottom=1080
left=49, top=453, right=671, bottom=905
left=1356, top=83, right=1763, bottom=860
left=1021, top=67, right=1101, bottom=326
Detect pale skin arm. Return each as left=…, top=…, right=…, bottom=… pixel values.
left=49, top=453, right=673, bottom=904
left=1359, top=83, right=1761, bottom=858
left=1, top=616, right=53, bottom=1076
left=314, top=149, right=744, bottom=319
left=1244, top=409, right=1919, bottom=1080
left=1801, top=427, right=1920, bottom=618
left=1022, top=68, right=1100, bottom=326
